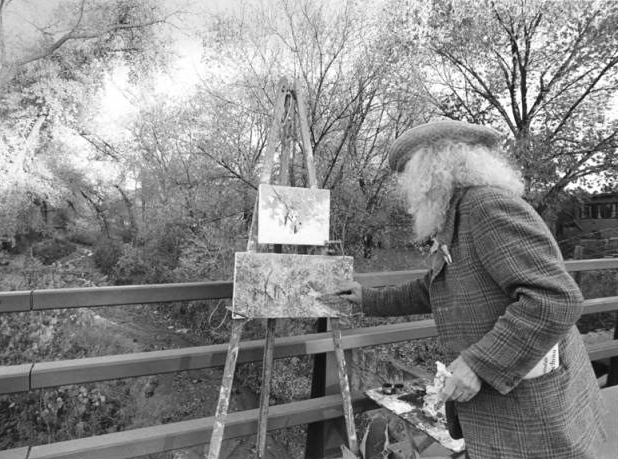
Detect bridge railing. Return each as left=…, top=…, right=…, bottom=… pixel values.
left=1, top=259, right=617, bottom=459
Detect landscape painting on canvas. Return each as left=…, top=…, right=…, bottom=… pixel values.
left=232, top=252, right=354, bottom=318
left=257, top=184, right=330, bottom=245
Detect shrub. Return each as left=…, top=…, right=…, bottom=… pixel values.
left=32, top=239, right=75, bottom=265
left=111, top=245, right=173, bottom=285
left=93, top=239, right=124, bottom=275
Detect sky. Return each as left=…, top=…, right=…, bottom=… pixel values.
left=4, top=1, right=618, bottom=142
left=3, top=1, right=221, bottom=126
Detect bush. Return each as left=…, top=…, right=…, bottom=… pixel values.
left=32, top=239, right=75, bottom=265
left=111, top=245, right=174, bottom=285
left=93, top=239, right=124, bottom=275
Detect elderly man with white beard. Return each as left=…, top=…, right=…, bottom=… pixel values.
left=337, top=120, right=606, bottom=459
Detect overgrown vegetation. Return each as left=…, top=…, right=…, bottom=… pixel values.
left=1, top=0, right=618, bottom=455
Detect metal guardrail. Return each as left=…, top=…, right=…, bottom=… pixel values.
left=3, top=258, right=618, bottom=313
left=1, top=259, right=617, bottom=459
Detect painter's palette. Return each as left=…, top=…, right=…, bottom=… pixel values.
left=365, top=383, right=466, bottom=453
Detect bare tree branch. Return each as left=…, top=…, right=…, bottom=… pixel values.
left=548, top=55, right=618, bottom=141
left=197, top=144, right=257, bottom=190
left=434, top=47, right=517, bottom=134
left=15, top=13, right=173, bottom=67
left=527, top=11, right=599, bottom=119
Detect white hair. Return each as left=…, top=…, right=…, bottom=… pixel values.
left=398, top=140, right=524, bottom=242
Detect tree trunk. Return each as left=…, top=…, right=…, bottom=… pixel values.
left=115, top=185, right=138, bottom=242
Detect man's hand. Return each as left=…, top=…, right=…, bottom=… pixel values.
left=440, top=356, right=481, bottom=403
left=334, top=281, right=362, bottom=305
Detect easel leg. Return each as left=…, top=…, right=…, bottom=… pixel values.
left=403, top=422, right=422, bottom=459
left=257, top=318, right=277, bottom=458
left=206, top=318, right=245, bottom=459
left=331, top=318, right=359, bottom=455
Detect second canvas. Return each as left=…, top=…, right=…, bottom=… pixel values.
left=232, top=252, right=354, bottom=318
left=257, top=184, right=330, bottom=245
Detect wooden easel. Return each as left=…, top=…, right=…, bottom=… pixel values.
left=205, top=77, right=359, bottom=459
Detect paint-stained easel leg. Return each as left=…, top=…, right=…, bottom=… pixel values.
left=257, top=318, right=277, bottom=458
left=331, top=318, right=359, bottom=455
left=206, top=318, right=245, bottom=459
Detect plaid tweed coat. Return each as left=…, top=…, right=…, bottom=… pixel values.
left=362, top=185, right=606, bottom=459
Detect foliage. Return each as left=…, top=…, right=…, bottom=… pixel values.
left=2, top=0, right=618, bottom=452
left=400, top=0, right=618, bottom=212
left=92, top=239, right=124, bottom=275
left=0, top=0, right=177, bottom=246
left=0, top=306, right=142, bottom=449
left=32, top=239, right=76, bottom=265
left=111, top=244, right=171, bottom=285
left=1, top=383, right=129, bottom=449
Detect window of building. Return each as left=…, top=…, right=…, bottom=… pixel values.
left=582, top=202, right=618, bottom=219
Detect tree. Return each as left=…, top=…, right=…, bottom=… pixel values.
left=413, top=0, right=618, bottom=213
left=0, top=0, right=176, bottom=88
left=0, top=0, right=178, bottom=242
left=199, top=0, right=431, bottom=254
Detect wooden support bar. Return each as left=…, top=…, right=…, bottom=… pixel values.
left=279, top=92, right=293, bottom=186
left=331, top=318, right=359, bottom=455
left=608, top=312, right=618, bottom=386
left=207, top=318, right=245, bottom=459
left=0, top=271, right=423, bottom=313
left=586, top=340, right=618, bottom=361
left=355, top=270, right=425, bottom=287
left=598, top=386, right=618, bottom=457
left=306, top=317, right=348, bottom=459
left=21, top=392, right=377, bottom=459
left=31, top=282, right=232, bottom=310
left=3, top=261, right=617, bottom=313
left=246, top=196, right=260, bottom=253
left=582, top=296, right=618, bottom=314
left=7, top=315, right=615, bottom=395
left=0, top=364, right=31, bottom=393
left=257, top=318, right=277, bottom=458
left=25, top=321, right=437, bottom=393
left=0, top=291, right=31, bottom=313
left=294, top=80, right=318, bottom=189
left=564, top=258, right=618, bottom=271
left=260, top=78, right=289, bottom=184
left=0, top=447, right=29, bottom=459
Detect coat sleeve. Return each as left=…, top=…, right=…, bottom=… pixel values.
left=459, top=191, right=583, bottom=395
left=361, top=271, right=432, bottom=316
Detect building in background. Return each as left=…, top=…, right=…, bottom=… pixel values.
left=558, top=192, right=618, bottom=258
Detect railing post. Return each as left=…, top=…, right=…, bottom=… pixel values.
left=573, top=245, right=583, bottom=286
left=305, top=317, right=347, bottom=459
left=608, top=314, right=618, bottom=386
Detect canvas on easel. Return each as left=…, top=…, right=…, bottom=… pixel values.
left=257, top=184, right=330, bottom=245
left=232, top=252, right=354, bottom=318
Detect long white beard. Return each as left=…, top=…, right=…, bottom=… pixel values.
left=398, top=151, right=452, bottom=242
left=408, top=191, right=450, bottom=242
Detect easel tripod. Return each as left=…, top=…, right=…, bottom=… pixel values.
left=205, top=77, right=359, bottom=459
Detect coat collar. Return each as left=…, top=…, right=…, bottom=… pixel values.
left=429, top=187, right=467, bottom=281
left=435, top=187, right=467, bottom=248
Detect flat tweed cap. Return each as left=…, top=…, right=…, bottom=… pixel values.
left=388, top=120, right=502, bottom=172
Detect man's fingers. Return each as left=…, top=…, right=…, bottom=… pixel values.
left=440, top=377, right=457, bottom=401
